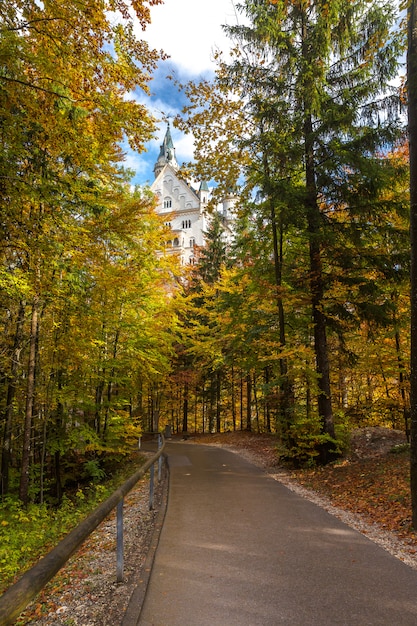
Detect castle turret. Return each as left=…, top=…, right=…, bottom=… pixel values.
left=222, top=188, right=236, bottom=219
left=154, top=122, right=179, bottom=178
left=198, top=181, right=209, bottom=206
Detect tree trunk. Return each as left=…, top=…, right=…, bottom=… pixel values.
left=246, top=373, right=252, bottom=431
left=208, top=371, right=216, bottom=433
left=305, top=357, right=312, bottom=421
left=231, top=363, right=236, bottom=431
left=408, top=0, right=417, bottom=527
left=19, top=296, right=39, bottom=505
left=300, top=10, right=335, bottom=462
left=264, top=366, right=271, bottom=433
left=137, top=379, right=144, bottom=424
left=216, top=371, right=221, bottom=433
left=394, top=327, right=409, bottom=440
left=240, top=373, right=244, bottom=430
left=53, top=373, right=64, bottom=505
left=194, top=385, right=198, bottom=433
left=182, top=380, right=189, bottom=433
left=253, top=372, right=260, bottom=433
left=201, top=377, right=206, bottom=433
left=95, top=379, right=104, bottom=434
left=304, top=112, right=335, bottom=451
left=1, top=301, right=25, bottom=496
left=262, top=141, right=294, bottom=424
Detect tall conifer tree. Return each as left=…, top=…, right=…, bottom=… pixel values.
left=179, top=0, right=404, bottom=461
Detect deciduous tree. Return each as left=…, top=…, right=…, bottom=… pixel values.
left=0, top=0, right=179, bottom=504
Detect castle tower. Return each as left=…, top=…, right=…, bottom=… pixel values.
left=150, top=125, right=235, bottom=265
left=198, top=181, right=209, bottom=208
left=153, top=122, right=179, bottom=178
left=222, top=188, right=236, bottom=219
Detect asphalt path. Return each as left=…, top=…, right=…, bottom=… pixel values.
left=135, top=441, right=417, bottom=625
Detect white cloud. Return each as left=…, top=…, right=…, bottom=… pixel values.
left=121, top=147, right=149, bottom=177
left=143, top=0, right=239, bottom=75
left=129, top=80, right=196, bottom=169
left=175, top=132, right=195, bottom=163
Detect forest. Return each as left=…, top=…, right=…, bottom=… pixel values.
left=1, top=0, right=416, bottom=529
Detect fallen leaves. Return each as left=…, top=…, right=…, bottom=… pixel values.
left=293, top=450, right=416, bottom=545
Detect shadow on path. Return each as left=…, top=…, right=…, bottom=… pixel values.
left=128, top=442, right=417, bottom=626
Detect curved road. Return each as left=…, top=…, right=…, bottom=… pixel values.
left=133, top=441, right=417, bottom=625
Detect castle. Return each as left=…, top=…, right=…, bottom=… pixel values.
left=150, top=123, right=235, bottom=265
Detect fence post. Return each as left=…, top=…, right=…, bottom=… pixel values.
left=149, top=463, right=155, bottom=511
left=158, top=434, right=163, bottom=481
left=116, top=499, right=124, bottom=582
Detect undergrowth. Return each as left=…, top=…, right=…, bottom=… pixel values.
left=0, top=450, right=146, bottom=595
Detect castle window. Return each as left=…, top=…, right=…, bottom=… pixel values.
left=165, top=222, right=171, bottom=228
left=164, top=198, right=172, bottom=209
left=173, top=237, right=179, bottom=247
left=189, top=238, right=195, bottom=248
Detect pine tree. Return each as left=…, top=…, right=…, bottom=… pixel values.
left=196, top=211, right=228, bottom=285
left=179, top=0, right=404, bottom=462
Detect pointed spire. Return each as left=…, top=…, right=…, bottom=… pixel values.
left=154, top=122, right=179, bottom=178
left=164, top=122, right=175, bottom=154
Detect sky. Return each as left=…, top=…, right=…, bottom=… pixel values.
left=125, top=0, right=240, bottom=187
left=124, top=1, right=406, bottom=188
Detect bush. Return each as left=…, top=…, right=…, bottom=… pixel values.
left=276, top=411, right=344, bottom=467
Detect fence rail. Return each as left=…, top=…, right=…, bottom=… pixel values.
left=0, top=433, right=165, bottom=626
